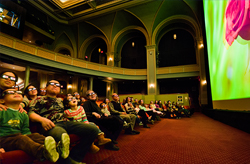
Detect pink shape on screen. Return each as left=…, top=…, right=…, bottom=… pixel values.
left=225, top=0, right=250, bottom=46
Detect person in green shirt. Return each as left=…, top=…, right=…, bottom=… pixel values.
left=0, top=88, right=65, bottom=163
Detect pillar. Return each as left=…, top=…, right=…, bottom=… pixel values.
left=24, top=65, right=30, bottom=88
left=106, top=52, right=114, bottom=66
left=89, top=77, right=93, bottom=90
left=145, top=45, right=157, bottom=95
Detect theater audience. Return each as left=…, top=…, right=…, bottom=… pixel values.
left=109, top=93, right=140, bottom=135
left=83, top=90, right=123, bottom=151
left=63, top=95, right=111, bottom=154
left=124, top=97, right=149, bottom=128
left=28, top=80, right=99, bottom=164
left=0, top=88, right=62, bottom=163
left=138, top=99, right=156, bottom=124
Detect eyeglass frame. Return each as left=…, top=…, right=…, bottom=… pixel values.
left=87, top=92, right=96, bottom=96
left=2, top=90, right=22, bottom=97
left=28, top=88, right=37, bottom=92
left=1, top=74, right=16, bottom=82
left=47, top=82, right=61, bottom=87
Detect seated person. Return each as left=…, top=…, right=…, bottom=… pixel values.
left=83, top=90, right=123, bottom=151
left=39, top=88, right=46, bottom=96
left=176, top=102, right=190, bottom=117
left=63, top=95, right=111, bottom=153
left=109, top=93, right=140, bottom=135
left=166, top=100, right=177, bottom=118
left=0, top=88, right=65, bottom=163
left=138, top=99, right=157, bottom=124
left=172, top=102, right=181, bottom=119
left=0, top=71, right=24, bottom=112
left=28, top=80, right=99, bottom=164
left=73, top=92, right=81, bottom=106
left=22, top=84, right=38, bottom=110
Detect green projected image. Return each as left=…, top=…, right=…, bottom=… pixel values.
left=204, top=0, right=250, bottom=101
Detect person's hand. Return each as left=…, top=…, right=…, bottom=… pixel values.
left=104, top=113, right=108, bottom=117
left=0, top=104, right=8, bottom=111
left=122, top=112, right=127, bottom=115
left=18, top=105, right=27, bottom=113
left=0, top=148, right=5, bottom=153
left=92, top=112, right=101, bottom=118
left=41, top=118, right=55, bottom=131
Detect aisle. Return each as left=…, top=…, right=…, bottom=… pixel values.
left=83, top=112, right=250, bottom=164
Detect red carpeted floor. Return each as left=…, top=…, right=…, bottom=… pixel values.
left=83, top=112, right=250, bottom=164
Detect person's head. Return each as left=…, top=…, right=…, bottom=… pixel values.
left=0, top=71, right=18, bottom=90
left=24, top=84, right=38, bottom=100
left=150, top=100, right=153, bottom=104
left=176, top=102, right=179, bottom=106
left=134, top=99, right=138, bottom=103
left=103, top=98, right=109, bottom=104
left=155, top=100, right=158, bottom=104
left=99, top=103, right=106, bottom=109
left=46, top=80, right=61, bottom=97
left=0, top=89, right=23, bottom=106
left=63, top=95, right=77, bottom=109
left=158, top=100, right=162, bottom=104
left=73, top=92, right=80, bottom=99
left=80, top=97, right=85, bottom=102
left=86, top=90, right=97, bottom=101
left=164, top=101, right=167, bottom=104
left=125, top=97, right=131, bottom=103
left=39, top=88, right=46, bottom=96
left=138, top=99, right=144, bottom=105
left=128, top=102, right=133, bottom=106
left=112, top=93, right=119, bottom=101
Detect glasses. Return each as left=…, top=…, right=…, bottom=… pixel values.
left=40, top=90, right=46, bottom=92
left=74, top=93, right=79, bottom=96
left=2, top=90, right=22, bottom=97
left=12, top=86, right=18, bottom=88
left=87, top=92, right=96, bottom=96
left=28, top=88, right=37, bottom=91
left=68, top=97, right=76, bottom=101
left=1, top=74, right=16, bottom=82
left=48, top=82, right=61, bottom=87
left=112, top=95, right=119, bottom=97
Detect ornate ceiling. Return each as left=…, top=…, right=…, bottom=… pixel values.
left=27, top=0, right=149, bottom=23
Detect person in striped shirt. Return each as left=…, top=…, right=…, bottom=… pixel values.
left=63, top=95, right=111, bottom=153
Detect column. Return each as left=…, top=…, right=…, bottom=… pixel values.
left=197, top=39, right=208, bottom=105
left=24, top=65, right=30, bottom=88
left=89, top=77, right=93, bottom=90
left=106, top=52, right=114, bottom=66
left=106, top=82, right=111, bottom=98
left=145, top=45, right=157, bottom=95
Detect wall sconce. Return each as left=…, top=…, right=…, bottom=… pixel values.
left=132, top=42, right=134, bottom=47
left=173, top=34, right=177, bottom=39
left=68, top=84, right=72, bottom=89
left=98, top=48, right=101, bottom=53
left=202, top=80, right=207, bottom=85
left=109, top=57, right=113, bottom=61
left=149, top=84, right=155, bottom=88
left=107, top=87, right=110, bottom=91
left=200, top=43, right=204, bottom=48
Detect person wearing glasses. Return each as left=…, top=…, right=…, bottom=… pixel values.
left=39, top=88, right=46, bottom=96
left=83, top=90, right=124, bottom=151
left=109, top=93, right=140, bottom=135
left=63, top=95, right=112, bottom=154
left=22, top=84, right=39, bottom=111
left=0, top=71, right=25, bottom=112
left=28, top=80, right=99, bottom=164
left=0, top=88, right=61, bottom=163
